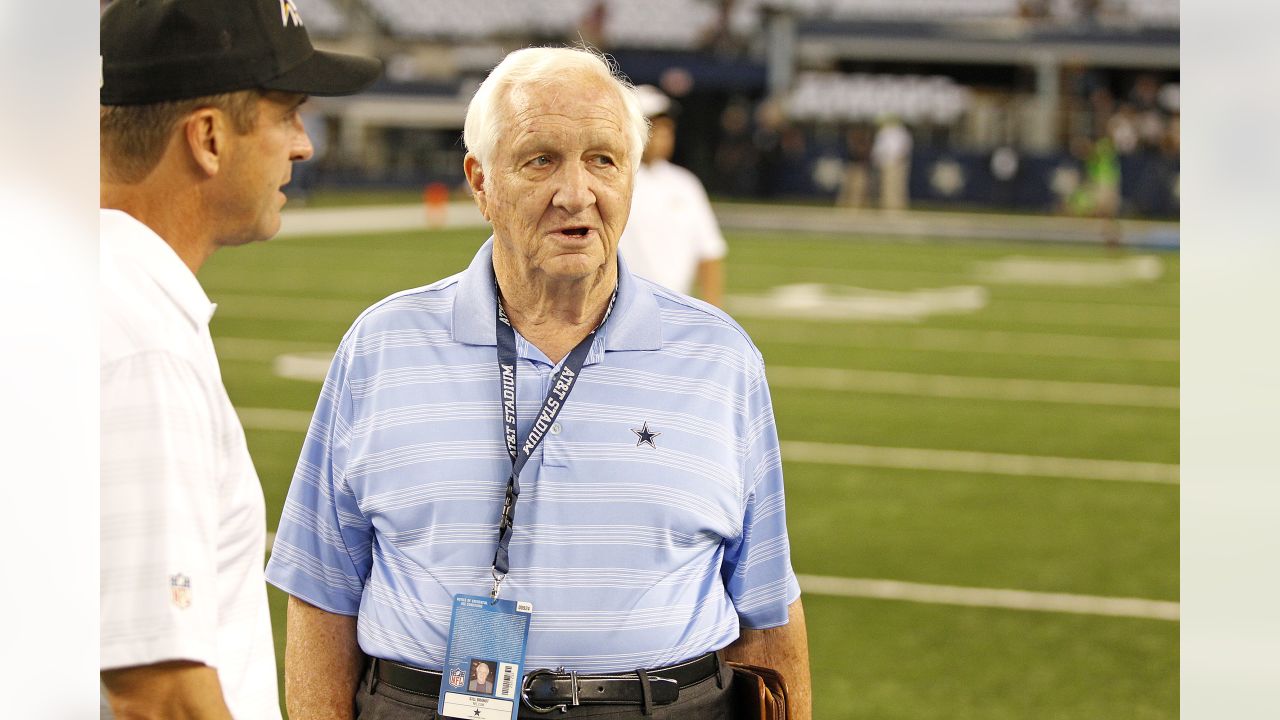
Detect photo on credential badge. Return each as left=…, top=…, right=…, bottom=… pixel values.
left=468, top=659, right=498, bottom=696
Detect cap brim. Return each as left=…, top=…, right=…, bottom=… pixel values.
left=263, top=49, right=382, bottom=97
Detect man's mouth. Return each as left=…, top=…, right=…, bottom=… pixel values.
left=560, top=226, right=590, bottom=237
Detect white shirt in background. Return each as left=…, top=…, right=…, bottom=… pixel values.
left=619, top=159, right=727, bottom=296
left=871, top=122, right=913, bottom=167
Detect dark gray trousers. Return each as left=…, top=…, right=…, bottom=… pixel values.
left=354, top=660, right=737, bottom=720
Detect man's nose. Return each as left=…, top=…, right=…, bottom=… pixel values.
left=291, top=116, right=315, bottom=162
left=552, top=162, right=595, bottom=214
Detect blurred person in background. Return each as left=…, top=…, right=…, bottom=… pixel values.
left=266, top=46, right=811, bottom=720
left=1066, top=134, right=1122, bottom=246
left=1086, top=135, right=1123, bottom=246
left=619, top=85, right=728, bottom=307
left=98, top=0, right=380, bottom=717
left=872, top=114, right=913, bottom=211
left=837, top=123, right=874, bottom=209
left=285, top=105, right=331, bottom=205
left=713, top=101, right=759, bottom=197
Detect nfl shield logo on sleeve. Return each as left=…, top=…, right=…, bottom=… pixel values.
left=170, top=573, right=193, bottom=609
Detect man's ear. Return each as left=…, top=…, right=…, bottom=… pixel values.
left=463, top=154, right=489, bottom=221
left=183, top=108, right=225, bottom=178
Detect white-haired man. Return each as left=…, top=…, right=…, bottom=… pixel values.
left=267, top=46, right=811, bottom=720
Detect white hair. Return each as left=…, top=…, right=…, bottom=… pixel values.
left=463, top=46, right=648, bottom=176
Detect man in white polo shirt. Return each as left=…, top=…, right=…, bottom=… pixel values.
left=98, top=1, right=381, bottom=716
left=618, top=85, right=728, bottom=307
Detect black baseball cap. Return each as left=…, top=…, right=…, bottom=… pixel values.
left=101, top=0, right=383, bottom=105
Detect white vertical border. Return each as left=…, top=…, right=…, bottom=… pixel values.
left=1182, top=0, right=1280, bottom=717
left=0, top=1, right=99, bottom=716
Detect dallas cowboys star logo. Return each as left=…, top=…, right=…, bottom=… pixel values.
left=631, top=421, right=661, bottom=448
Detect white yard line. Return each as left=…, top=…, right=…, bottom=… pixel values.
left=227, top=337, right=1181, bottom=407
left=213, top=289, right=1175, bottom=332
left=782, top=441, right=1178, bottom=484
left=234, top=408, right=1177, bottom=484
left=766, top=366, right=1177, bottom=408
left=276, top=202, right=487, bottom=237
left=237, top=407, right=313, bottom=432
left=215, top=337, right=335, bottom=362
left=274, top=201, right=1178, bottom=246
left=749, top=325, right=1178, bottom=362
left=213, top=295, right=370, bottom=322
left=259, top=531, right=1177, bottom=622
left=796, top=575, right=1178, bottom=621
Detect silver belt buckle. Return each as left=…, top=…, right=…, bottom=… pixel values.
left=521, top=668, right=568, bottom=714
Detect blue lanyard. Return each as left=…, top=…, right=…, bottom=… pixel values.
left=490, top=280, right=617, bottom=598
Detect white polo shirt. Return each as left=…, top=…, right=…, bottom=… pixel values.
left=100, top=209, right=280, bottom=719
left=619, top=159, right=727, bottom=296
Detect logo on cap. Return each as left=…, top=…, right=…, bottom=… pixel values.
left=280, top=0, right=304, bottom=27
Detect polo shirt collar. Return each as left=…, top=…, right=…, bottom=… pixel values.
left=452, top=238, right=663, bottom=357
left=100, top=209, right=216, bottom=328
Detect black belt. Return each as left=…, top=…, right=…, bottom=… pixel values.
left=370, top=652, right=722, bottom=713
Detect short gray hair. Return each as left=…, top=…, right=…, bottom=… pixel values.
left=463, top=46, right=648, bottom=175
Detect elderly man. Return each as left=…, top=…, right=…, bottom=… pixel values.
left=99, top=1, right=381, bottom=718
left=266, top=47, right=811, bottom=720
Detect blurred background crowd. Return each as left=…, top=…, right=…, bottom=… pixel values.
left=100, top=0, right=1178, bottom=221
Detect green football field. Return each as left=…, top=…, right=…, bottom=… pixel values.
left=201, top=221, right=1179, bottom=719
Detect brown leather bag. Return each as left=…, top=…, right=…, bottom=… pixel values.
left=727, top=662, right=789, bottom=720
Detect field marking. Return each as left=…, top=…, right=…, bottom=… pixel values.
left=233, top=408, right=1177, bottom=484
left=212, top=327, right=1176, bottom=378
left=797, top=574, right=1179, bottom=621
left=977, top=299, right=1178, bottom=330
left=259, top=531, right=1175, bottom=621
left=211, top=289, right=1176, bottom=332
left=748, top=324, right=1178, bottom=362
left=272, top=201, right=1178, bottom=246
left=262, top=349, right=1177, bottom=409
left=782, top=441, right=1178, bottom=484
left=237, top=407, right=313, bottom=432
left=215, top=337, right=335, bottom=362
left=713, top=203, right=1178, bottom=246
left=726, top=284, right=987, bottom=322
left=221, top=325, right=1178, bottom=364
left=277, top=202, right=487, bottom=237
left=213, top=294, right=371, bottom=321
left=766, top=366, right=1177, bottom=408
left=974, top=255, right=1164, bottom=286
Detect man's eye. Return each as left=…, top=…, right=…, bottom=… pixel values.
left=529, top=155, right=551, bottom=167
left=593, top=155, right=615, bottom=166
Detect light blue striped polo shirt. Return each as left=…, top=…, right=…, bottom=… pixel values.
left=265, top=239, right=800, bottom=674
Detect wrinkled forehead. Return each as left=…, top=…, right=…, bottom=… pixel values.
left=498, top=74, right=630, bottom=149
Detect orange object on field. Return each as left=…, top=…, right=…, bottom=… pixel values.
left=424, top=182, right=448, bottom=228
